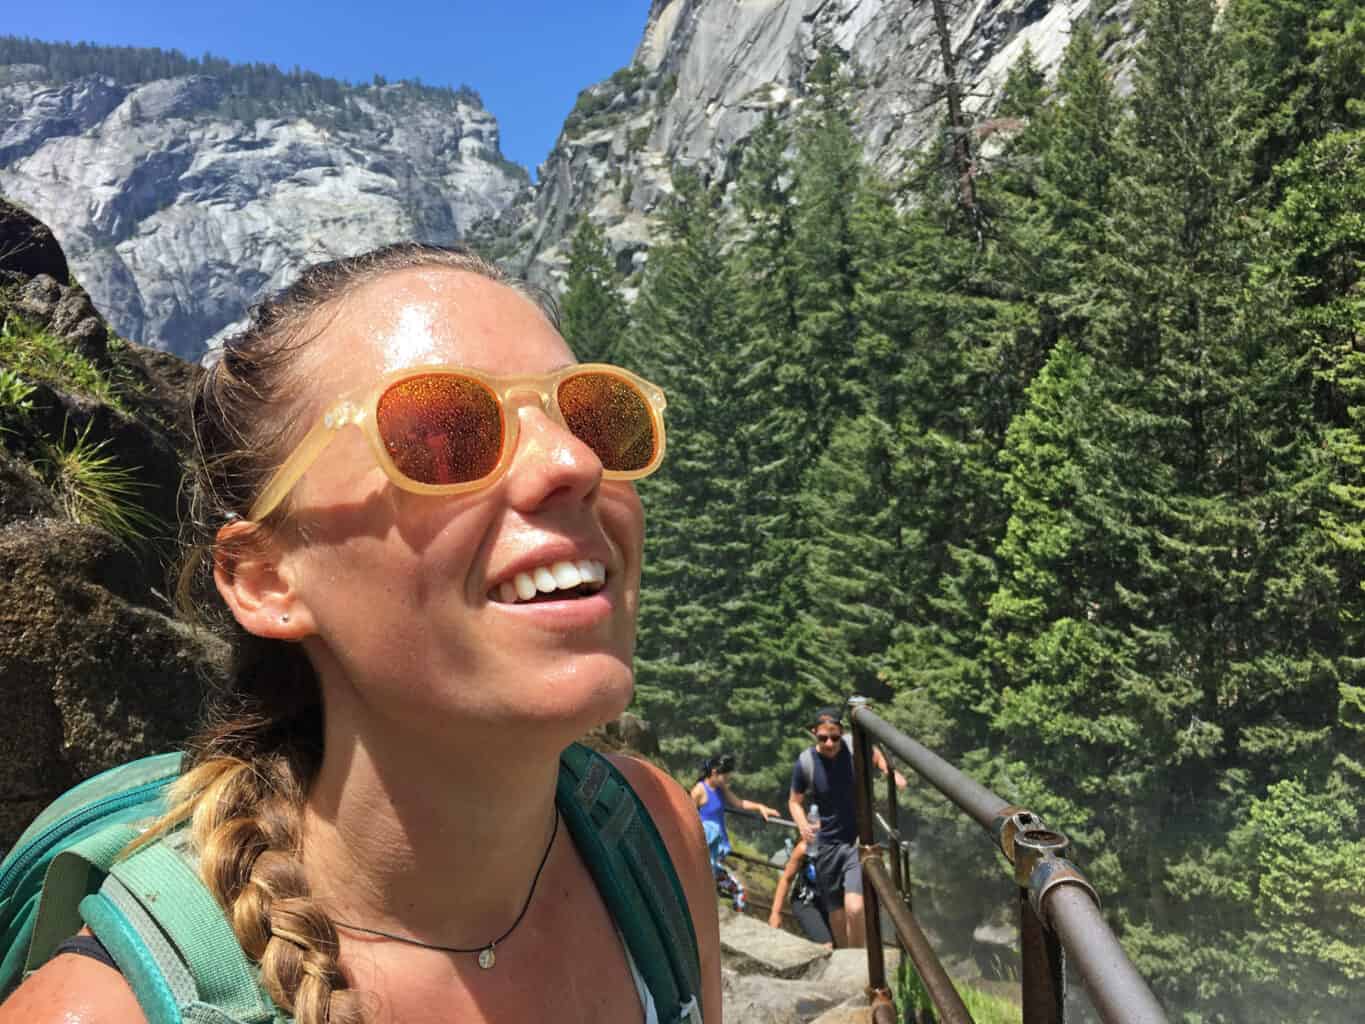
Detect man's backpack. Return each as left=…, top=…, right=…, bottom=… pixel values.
left=0, top=743, right=702, bottom=1023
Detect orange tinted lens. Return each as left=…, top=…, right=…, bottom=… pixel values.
left=557, top=371, right=658, bottom=472
left=375, top=374, right=503, bottom=485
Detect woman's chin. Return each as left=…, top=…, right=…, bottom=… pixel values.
left=494, top=659, right=636, bottom=739
left=557, top=669, right=637, bottom=739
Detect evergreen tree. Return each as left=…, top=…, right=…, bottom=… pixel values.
left=1225, top=0, right=1365, bottom=187
left=994, top=41, right=1046, bottom=120
left=560, top=218, right=629, bottom=364
left=784, top=50, right=870, bottom=672
left=629, top=170, right=750, bottom=773
left=719, top=112, right=818, bottom=791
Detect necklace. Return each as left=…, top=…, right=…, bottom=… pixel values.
left=333, top=809, right=559, bottom=970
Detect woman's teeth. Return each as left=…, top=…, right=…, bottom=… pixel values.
left=493, top=560, right=607, bottom=604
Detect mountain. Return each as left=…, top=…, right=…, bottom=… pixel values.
left=0, top=2, right=1130, bottom=358
left=0, top=43, right=528, bottom=359
left=505, top=0, right=1131, bottom=287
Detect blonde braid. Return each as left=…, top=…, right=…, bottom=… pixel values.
left=134, top=752, right=364, bottom=1023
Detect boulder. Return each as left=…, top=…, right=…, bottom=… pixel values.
left=804, top=948, right=901, bottom=996
left=13, top=273, right=111, bottom=366
left=48, top=287, right=109, bottom=365
left=599, top=709, right=660, bottom=756
left=720, top=907, right=834, bottom=979
left=0, top=449, right=53, bottom=523
left=809, top=998, right=886, bottom=1024
left=722, top=968, right=843, bottom=1024
left=719, top=904, right=910, bottom=1023
left=16, top=273, right=62, bottom=320
left=0, top=200, right=68, bottom=282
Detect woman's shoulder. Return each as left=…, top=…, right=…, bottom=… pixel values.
left=607, top=754, right=707, bottom=861
left=608, top=754, right=696, bottom=821
left=0, top=953, right=147, bottom=1024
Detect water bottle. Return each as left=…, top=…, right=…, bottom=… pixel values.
left=808, top=803, right=820, bottom=857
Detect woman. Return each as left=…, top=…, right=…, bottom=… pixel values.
left=0, top=245, right=720, bottom=1023
left=691, top=754, right=778, bottom=912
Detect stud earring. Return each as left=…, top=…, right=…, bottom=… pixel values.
left=280, top=613, right=290, bottom=623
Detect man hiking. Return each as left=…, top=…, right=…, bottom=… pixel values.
left=787, top=705, right=904, bottom=947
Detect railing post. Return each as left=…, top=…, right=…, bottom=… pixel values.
left=884, top=748, right=904, bottom=903
left=880, top=745, right=931, bottom=1023
left=1013, top=828, right=1069, bottom=1024
left=848, top=696, right=890, bottom=1001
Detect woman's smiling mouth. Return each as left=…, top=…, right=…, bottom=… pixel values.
left=490, top=559, right=608, bottom=604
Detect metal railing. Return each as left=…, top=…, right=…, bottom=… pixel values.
left=846, top=696, right=1170, bottom=1024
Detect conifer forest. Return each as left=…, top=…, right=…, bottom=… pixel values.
left=561, top=0, right=1363, bottom=1019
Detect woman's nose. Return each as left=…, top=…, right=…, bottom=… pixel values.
left=503, top=397, right=603, bottom=510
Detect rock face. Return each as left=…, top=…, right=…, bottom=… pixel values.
left=0, top=68, right=527, bottom=359
left=508, top=0, right=1133, bottom=286
left=0, top=199, right=227, bottom=850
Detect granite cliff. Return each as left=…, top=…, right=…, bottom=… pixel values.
left=507, top=0, right=1132, bottom=286
left=0, top=56, right=527, bottom=359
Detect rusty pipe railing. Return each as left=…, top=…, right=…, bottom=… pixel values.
left=846, top=696, right=1169, bottom=1024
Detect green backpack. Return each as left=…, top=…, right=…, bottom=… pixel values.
left=0, top=743, right=702, bottom=1023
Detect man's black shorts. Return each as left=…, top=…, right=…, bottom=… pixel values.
left=812, top=840, right=862, bottom=904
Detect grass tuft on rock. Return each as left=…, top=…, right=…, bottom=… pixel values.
left=0, top=366, right=35, bottom=434
left=0, top=312, right=121, bottom=409
left=40, top=418, right=158, bottom=543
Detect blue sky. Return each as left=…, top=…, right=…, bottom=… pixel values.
left=5, top=1, right=652, bottom=177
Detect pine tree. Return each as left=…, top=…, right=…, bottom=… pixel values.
left=628, top=169, right=751, bottom=773
left=1225, top=0, right=1365, bottom=187
left=719, top=112, right=818, bottom=791
left=560, top=218, right=629, bottom=364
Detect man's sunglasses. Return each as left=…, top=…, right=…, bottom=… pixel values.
left=815, top=733, right=843, bottom=745
left=247, top=363, right=667, bottom=522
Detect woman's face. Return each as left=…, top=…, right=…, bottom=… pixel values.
left=267, top=267, right=644, bottom=741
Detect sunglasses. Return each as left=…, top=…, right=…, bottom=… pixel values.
left=247, top=363, right=667, bottom=522
left=815, top=733, right=843, bottom=745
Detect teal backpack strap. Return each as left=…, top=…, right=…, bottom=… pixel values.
left=103, top=836, right=277, bottom=1024
left=24, top=822, right=142, bottom=973
left=79, top=885, right=186, bottom=1024
left=556, top=743, right=703, bottom=1024
left=24, top=823, right=277, bottom=1024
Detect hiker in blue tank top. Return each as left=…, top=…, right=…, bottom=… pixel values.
left=690, top=754, right=779, bottom=912
left=1, top=246, right=721, bottom=1024
left=788, top=705, right=905, bottom=949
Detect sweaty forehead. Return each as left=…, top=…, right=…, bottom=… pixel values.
left=296, top=267, right=571, bottom=396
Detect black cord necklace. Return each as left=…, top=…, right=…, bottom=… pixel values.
left=333, top=809, right=559, bottom=970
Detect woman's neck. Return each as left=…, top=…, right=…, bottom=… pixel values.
left=300, top=722, right=565, bottom=946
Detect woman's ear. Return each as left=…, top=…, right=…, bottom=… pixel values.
left=213, top=520, right=315, bottom=639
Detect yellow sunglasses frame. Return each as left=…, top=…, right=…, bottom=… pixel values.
left=247, top=362, right=668, bottom=522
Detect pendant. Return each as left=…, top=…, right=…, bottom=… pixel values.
left=478, top=945, right=496, bottom=969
